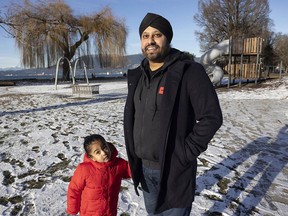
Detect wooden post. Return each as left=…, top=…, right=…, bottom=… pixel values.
left=228, top=36, right=232, bottom=88
left=279, top=61, right=283, bottom=79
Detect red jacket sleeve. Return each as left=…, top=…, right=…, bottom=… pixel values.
left=66, top=164, right=88, bottom=214
left=122, top=159, right=132, bottom=179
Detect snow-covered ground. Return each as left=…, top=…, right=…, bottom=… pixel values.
left=0, top=76, right=287, bottom=216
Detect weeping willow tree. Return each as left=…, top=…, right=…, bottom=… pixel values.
left=3, top=0, right=127, bottom=80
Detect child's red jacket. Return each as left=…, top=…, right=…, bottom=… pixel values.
left=66, top=143, right=131, bottom=216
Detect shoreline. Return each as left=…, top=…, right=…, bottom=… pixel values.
left=0, top=76, right=127, bottom=86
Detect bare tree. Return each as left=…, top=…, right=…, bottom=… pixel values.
left=1, top=0, right=127, bottom=80
left=194, top=0, right=271, bottom=52
left=274, top=33, right=288, bottom=71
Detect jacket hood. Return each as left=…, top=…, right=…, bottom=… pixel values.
left=138, top=48, right=191, bottom=120
left=83, top=142, right=118, bottom=168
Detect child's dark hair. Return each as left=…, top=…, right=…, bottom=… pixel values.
left=84, top=134, right=106, bottom=154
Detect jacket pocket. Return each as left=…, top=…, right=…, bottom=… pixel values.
left=172, top=136, right=191, bottom=167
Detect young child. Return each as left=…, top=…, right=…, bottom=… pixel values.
left=66, top=134, right=131, bottom=216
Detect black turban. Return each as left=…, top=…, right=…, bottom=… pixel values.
left=139, top=13, right=173, bottom=43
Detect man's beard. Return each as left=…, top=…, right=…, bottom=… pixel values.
left=142, top=44, right=170, bottom=63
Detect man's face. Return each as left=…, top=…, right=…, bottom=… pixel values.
left=141, top=26, right=170, bottom=63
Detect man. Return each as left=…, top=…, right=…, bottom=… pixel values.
left=124, top=12, right=223, bottom=215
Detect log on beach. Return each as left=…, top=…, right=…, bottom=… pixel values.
left=0, top=81, right=16, bottom=86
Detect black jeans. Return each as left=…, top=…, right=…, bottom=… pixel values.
left=142, top=166, right=192, bottom=216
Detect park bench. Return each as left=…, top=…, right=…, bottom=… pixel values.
left=72, top=84, right=100, bottom=98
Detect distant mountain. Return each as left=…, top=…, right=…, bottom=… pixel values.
left=0, top=54, right=144, bottom=81
left=72, top=54, right=143, bottom=69
left=0, top=66, right=23, bottom=71
left=0, top=54, right=143, bottom=71
left=126, top=54, right=144, bottom=66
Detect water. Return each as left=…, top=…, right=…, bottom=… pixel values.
left=0, top=68, right=127, bottom=81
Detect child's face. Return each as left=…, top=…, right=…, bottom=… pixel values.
left=88, top=141, right=111, bottom=163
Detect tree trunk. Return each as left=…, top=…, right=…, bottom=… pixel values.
left=62, top=60, right=70, bottom=81
left=61, top=54, right=72, bottom=81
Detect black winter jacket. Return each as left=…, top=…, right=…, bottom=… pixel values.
left=124, top=49, right=223, bottom=213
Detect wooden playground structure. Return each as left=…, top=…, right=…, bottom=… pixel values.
left=225, top=37, right=264, bottom=86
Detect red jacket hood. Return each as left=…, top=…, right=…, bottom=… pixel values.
left=83, top=142, right=118, bottom=168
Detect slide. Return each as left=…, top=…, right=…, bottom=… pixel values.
left=199, top=39, right=229, bottom=86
